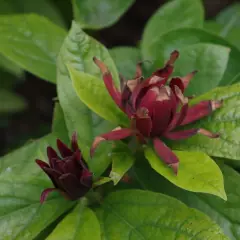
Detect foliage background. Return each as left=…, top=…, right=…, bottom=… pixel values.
left=0, top=0, right=237, bottom=156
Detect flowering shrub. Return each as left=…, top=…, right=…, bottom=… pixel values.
left=0, top=0, right=240, bottom=239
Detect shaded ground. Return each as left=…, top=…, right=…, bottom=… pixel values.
left=0, top=0, right=236, bottom=155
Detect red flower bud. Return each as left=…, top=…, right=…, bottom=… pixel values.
left=36, top=132, right=93, bottom=203
left=92, top=51, right=222, bottom=174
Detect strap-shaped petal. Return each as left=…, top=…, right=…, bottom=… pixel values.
left=90, top=127, right=133, bottom=157
left=57, top=139, right=73, bottom=158
left=40, top=188, right=58, bottom=203
left=180, top=100, right=223, bottom=126
left=164, top=128, right=219, bottom=140
left=153, top=138, right=179, bottom=174
left=94, top=57, right=122, bottom=109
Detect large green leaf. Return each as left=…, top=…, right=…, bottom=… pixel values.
left=133, top=159, right=240, bottom=240
left=144, top=147, right=226, bottom=200
left=170, top=83, right=240, bottom=161
left=47, top=203, right=101, bottom=240
left=57, top=21, right=119, bottom=176
left=110, top=47, right=141, bottom=79
left=0, top=0, right=65, bottom=27
left=0, top=14, right=66, bottom=83
left=141, top=28, right=240, bottom=86
left=142, top=0, right=204, bottom=52
left=0, top=54, right=23, bottom=78
left=109, top=142, right=135, bottom=185
left=69, top=66, right=128, bottom=126
left=0, top=90, right=27, bottom=113
left=173, top=43, right=229, bottom=95
left=51, top=103, right=69, bottom=143
left=96, top=190, right=228, bottom=239
left=204, top=21, right=240, bottom=51
left=0, top=134, right=74, bottom=239
left=216, top=3, right=240, bottom=29
left=72, top=0, right=135, bottom=29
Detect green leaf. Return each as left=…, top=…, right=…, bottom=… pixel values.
left=142, top=0, right=204, bottom=51
left=170, top=83, right=240, bottom=161
left=0, top=54, right=23, bottom=77
left=204, top=21, right=240, bottom=51
left=216, top=3, right=240, bottom=29
left=173, top=43, right=229, bottom=95
left=133, top=160, right=237, bottom=240
left=0, top=133, right=74, bottom=239
left=0, top=0, right=66, bottom=27
left=57, top=21, right=119, bottom=176
left=141, top=28, right=240, bottom=86
left=52, top=103, right=69, bottom=143
left=231, top=72, right=240, bottom=84
left=0, top=14, right=66, bottom=83
left=110, top=47, right=141, bottom=79
left=69, top=66, right=129, bottom=126
left=0, top=90, right=27, bottom=113
left=109, top=142, right=135, bottom=185
left=72, top=0, right=135, bottom=29
left=144, top=147, right=226, bottom=200
left=96, top=190, right=228, bottom=239
left=47, top=202, right=101, bottom=240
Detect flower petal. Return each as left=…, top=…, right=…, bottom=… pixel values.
left=153, top=138, right=179, bottom=174
left=135, top=108, right=152, bottom=137
left=59, top=173, right=90, bottom=200
left=169, top=71, right=197, bottom=93
left=90, top=127, right=133, bottom=157
left=167, top=103, right=188, bottom=131
left=164, top=128, right=219, bottom=140
left=180, top=100, right=223, bottom=126
left=80, top=169, right=93, bottom=188
left=164, top=129, right=198, bottom=140
left=40, top=188, right=57, bottom=204
left=151, top=99, right=174, bottom=136
left=35, top=159, right=50, bottom=169
left=93, top=57, right=122, bottom=109
left=47, top=147, right=59, bottom=168
left=42, top=167, right=62, bottom=188
left=57, top=139, right=73, bottom=158
left=71, top=131, right=79, bottom=152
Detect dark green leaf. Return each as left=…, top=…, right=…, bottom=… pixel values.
left=170, top=83, right=240, bottom=161
left=72, top=0, right=135, bottom=29
left=174, top=43, right=229, bottom=95
left=142, top=0, right=204, bottom=51
left=96, top=190, right=228, bottom=239
left=0, top=134, right=74, bottom=239
left=0, top=54, right=23, bottom=77
left=204, top=21, right=240, bottom=51
left=69, top=66, right=128, bottom=126
left=46, top=202, right=101, bottom=240
left=0, top=0, right=65, bottom=27
left=231, top=73, right=240, bottom=84
left=144, top=147, right=226, bottom=200
left=141, top=28, right=240, bottom=86
left=109, top=47, right=141, bottom=79
left=57, top=21, right=119, bottom=176
left=0, top=14, right=66, bottom=83
left=52, top=103, right=69, bottom=144
left=0, top=90, right=27, bottom=113
left=216, top=3, right=240, bottom=29
left=133, top=158, right=240, bottom=240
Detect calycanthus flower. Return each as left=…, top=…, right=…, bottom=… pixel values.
left=91, top=51, right=222, bottom=174
left=36, top=132, right=93, bottom=203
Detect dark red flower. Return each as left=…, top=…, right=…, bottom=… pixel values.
left=91, top=51, right=222, bottom=174
left=36, top=132, right=93, bottom=203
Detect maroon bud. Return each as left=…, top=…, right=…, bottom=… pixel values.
left=36, top=132, right=93, bottom=203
